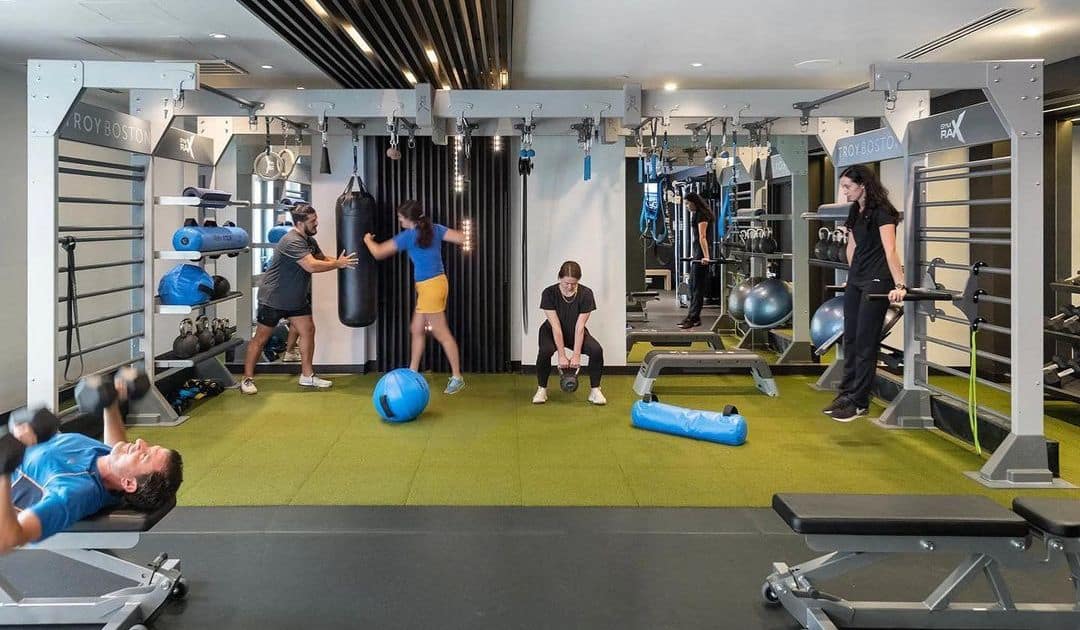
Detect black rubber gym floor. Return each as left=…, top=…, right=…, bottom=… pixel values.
left=2, top=506, right=1076, bottom=630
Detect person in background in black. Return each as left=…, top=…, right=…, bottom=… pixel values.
left=678, top=192, right=714, bottom=329
left=823, top=165, right=906, bottom=422
left=532, top=261, right=606, bottom=405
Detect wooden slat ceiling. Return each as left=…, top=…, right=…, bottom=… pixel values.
left=237, top=0, right=512, bottom=90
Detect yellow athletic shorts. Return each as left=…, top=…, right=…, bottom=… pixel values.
left=415, top=274, right=449, bottom=313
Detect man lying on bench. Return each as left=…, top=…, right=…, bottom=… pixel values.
left=0, top=368, right=183, bottom=552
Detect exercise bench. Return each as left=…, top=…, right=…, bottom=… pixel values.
left=0, top=499, right=185, bottom=629
left=763, top=493, right=1080, bottom=630
left=633, top=350, right=778, bottom=397
left=626, top=291, right=661, bottom=323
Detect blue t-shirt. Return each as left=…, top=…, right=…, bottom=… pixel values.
left=11, top=433, right=120, bottom=541
left=392, top=223, right=449, bottom=282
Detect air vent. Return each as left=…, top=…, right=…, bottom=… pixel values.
left=155, top=59, right=248, bottom=76
left=897, top=8, right=1029, bottom=59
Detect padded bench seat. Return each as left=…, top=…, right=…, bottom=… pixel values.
left=1012, top=497, right=1080, bottom=538
left=772, top=493, right=1030, bottom=538
left=65, top=497, right=176, bottom=533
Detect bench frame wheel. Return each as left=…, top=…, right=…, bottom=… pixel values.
left=761, top=581, right=780, bottom=606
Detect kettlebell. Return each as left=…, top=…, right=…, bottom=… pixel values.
left=222, top=318, right=235, bottom=339
left=814, top=227, right=831, bottom=260
left=759, top=228, right=777, bottom=254
left=833, top=229, right=846, bottom=263
left=173, top=319, right=199, bottom=359
left=559, top=367, right=580, bottom=393
left=826, top=229, right=840, bottom=262
left=211, top=275, right=231, bottom=300
left=211, top=318, right=227, bottom=345
left=749, top=229, right=762, bottom=253
left=195, top=316, right=215, bottom=351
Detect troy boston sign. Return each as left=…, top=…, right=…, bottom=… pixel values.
left=907, top=102, right=1007, bottom=154
left=832, top=127, right=903, bottom=168
left=60, top=103, right=153, bottom=154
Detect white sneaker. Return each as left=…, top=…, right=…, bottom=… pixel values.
left=532, top=387, right=548, bottom=404
left=240, top=378, right=257, bottom=395
left=299, top=374, right=332, bottom=389
left=281, top=349, right=301, bottom=363
left=588, top=388, right=607, bottom=405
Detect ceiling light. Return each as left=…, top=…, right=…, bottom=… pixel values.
left=209, top=33, right=228, bottom=39
left=664, top=82, right=677, bottom=92
left=342, top=23, right=373, bottom=54
left=500, top=69, right=508, bottom=87
left=441, top=84, right=451, bottom=91
left=1022, top=25, right=1042, bottom=37
left=426, top=49, right=438, bottom=64
left=260, top=64, right=273, bottom=70
left=690, top=62, right=703, bottom=68
left=296, top=86, right=305, bottom=90
left=795, top=59, right=838, bottom=70
left=404, top=70, right=417, bottom=85
left=303, top=0, right=330, bottom=19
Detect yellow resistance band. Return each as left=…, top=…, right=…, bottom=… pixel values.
left=968, top=328, right=982, bottom=455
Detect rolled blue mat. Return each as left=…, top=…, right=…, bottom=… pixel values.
left=631, top=400, right=747, bottom=446
left=172, top=224, right=250, bottom=252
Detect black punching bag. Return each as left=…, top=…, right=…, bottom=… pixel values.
left=336, top=175, right=377, bottom=326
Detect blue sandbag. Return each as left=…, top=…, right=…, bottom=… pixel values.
left=172, top=222, right=250, bottom=252
left=158, top=264, right=214, bottom=305
left=267, top=222, right=293, bottom=244
left=631, top=400, right=747, bottom=446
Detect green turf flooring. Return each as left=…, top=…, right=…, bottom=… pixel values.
left=129, top=372, right=1080, bottom=508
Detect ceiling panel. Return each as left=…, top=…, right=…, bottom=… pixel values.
left=236, top=0, right=512, bottom=89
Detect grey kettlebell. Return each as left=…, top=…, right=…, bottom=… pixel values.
left=173, top=319, right=199, bottom=359
left=759, top=228, right=777, bottom=254
left=814, top=227, right=831, bottom=260
left=837, top=229, right=848, bottom=264
left=559, top=367, right=580, bottom=393
left=195, top=316, right=215, bottom=351
left=212, top=318, right=227, bottom=345
left=826, top=229, right=841, bottom=262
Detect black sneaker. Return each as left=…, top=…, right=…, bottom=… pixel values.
left=831, top=400, right=868, bottom=423
left=822, top=395, right=848, bottom=416
left=678, top=319, right=701, bottom=329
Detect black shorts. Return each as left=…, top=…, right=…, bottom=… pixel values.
left=256, top=303, right=312, bottom=328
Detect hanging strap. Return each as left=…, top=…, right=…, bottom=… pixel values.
left=521, top=158, right=530, bottom=332
left=60, top=237, right=84, bottom=382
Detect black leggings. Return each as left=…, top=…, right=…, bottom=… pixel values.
left=687, top=261, right=709, bottom=321
left=536, top=322, right=604, bottom=388
left=839, top=282, right=891, bottom=408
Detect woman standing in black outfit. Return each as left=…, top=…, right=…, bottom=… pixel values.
left=823, top=165, right=907, bottom=422
left=678, top=192, right=714, bottom=329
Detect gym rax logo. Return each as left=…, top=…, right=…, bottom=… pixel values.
left=940, top=110, right=966, bottom=143
left=178, top=137, right=196, bottom=160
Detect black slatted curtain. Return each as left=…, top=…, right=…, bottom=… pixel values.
left=369, top=136, right=511, bottom=373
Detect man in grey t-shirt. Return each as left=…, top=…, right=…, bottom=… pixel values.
left=241, top=203, right=357, bottom=394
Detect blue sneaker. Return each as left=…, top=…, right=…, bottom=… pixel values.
left=444, top=376, right=465, bottom=395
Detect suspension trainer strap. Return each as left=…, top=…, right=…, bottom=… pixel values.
left=60, top=236, right=85, bottom=382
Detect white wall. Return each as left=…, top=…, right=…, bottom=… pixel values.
left=519, top=136, right=626, bottom=367
left=922, top=148, right=970, bottom=366
left=1, top=66, right=26, bottom=412
left=307, top=133, right=372, bottom=367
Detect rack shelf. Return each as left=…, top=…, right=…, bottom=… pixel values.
left=155, top=196, right=251, bottom=208
left=1050, top=282, right=1080, bottom=294
left=1045, top=328, right=1080, bottom=343
left=155, top=291, right=242, bottom=315
left=154, top=337, right=243, bottom=375
left=732, top=251, right=791, bottom=261
left=809, top=258, right=850, bottom=270
left=156, top=248, right=250, bottom=260
left=1046, top=383, right=1080, bottom=404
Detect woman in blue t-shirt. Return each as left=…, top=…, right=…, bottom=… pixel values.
left=364, top=201, right=467, bottom=394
